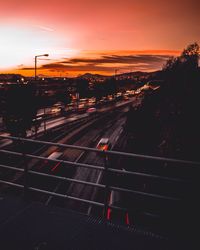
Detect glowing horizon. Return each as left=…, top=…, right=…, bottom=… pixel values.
left=0, top=0, right=199, bottom=76
left=1, top=49, right=181, bottom=77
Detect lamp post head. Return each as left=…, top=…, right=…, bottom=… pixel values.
left=35, top=54, right=49, bottom=58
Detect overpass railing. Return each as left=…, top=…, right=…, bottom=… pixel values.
left=0, top=135, right=199, bottom=227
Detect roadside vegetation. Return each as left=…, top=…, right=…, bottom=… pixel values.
left=125, top=43, right=200, bottom=161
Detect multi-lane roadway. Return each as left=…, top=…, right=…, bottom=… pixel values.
left=0, top=98, right=135, bottom=209
left=0, top=94, right=196, bottom=235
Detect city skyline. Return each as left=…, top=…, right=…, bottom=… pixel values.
left=0, top=0, right=199, bottom=76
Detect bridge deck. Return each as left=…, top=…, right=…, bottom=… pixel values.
left=0, top=195, right=180, bottom=250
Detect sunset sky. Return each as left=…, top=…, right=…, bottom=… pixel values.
left=0, top=0, right=199, bottom=76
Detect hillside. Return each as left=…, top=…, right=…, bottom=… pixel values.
left=125, top=43, right=200, bottom=161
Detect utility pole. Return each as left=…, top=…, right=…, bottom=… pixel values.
left=34, top=54, right=49, bottom=134
left=115, top=69, right=118, bottom=76
left=76, top=92, right=79, bottom=111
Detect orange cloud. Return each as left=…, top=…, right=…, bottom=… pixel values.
left=14, top=50, right=180, bottom=77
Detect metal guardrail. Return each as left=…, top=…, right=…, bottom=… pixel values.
left=0, top=135, right=199, bottom=220
left=33, top=98, right=134, bottom=137
left=32, top=111, right=100, bottom=137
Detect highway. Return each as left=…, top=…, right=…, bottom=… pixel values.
left=0, top=94, right=196, bottom=233
left=2, top=96, right=164, bottom=227
left=24, top=107, right=127, bottom=207
left=0, top=99, right=134, bottom=204
left=47, top=113, right=126, bottom=213
left=0, top=93, right=198, bottom=238
left=0, top=113, right=93, bottom=148
left=0, top=97, right=137, bottom=148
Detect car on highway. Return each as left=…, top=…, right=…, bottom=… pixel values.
left=135, top=89, right=141, bottom=94
left=51, top=107, right=61, bottom=113
left=38, top=151, right=63, bottom=172
left=106, top=190, right=130, bottom=225
left=96, top=138, right=111, bottom=151
left=123, top=95, right=129, bottom=100
left=47, top=151, right=63, bottom=160
left=47, top=151, right=63, bottom=172
left=86, top=107, right=97, bottom=114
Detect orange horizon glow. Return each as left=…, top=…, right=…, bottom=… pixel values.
left=0, top=0, right=199, bottom=76
left=1, top=49, right=181, bottom=77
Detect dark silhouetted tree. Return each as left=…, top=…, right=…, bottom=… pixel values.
left=93, top=83, right=104, bottom=104
left=181, top=42, right=199, bottom=69
left=126, top=43, right=200, bottom=158
left=2, top=84, right=38, bottom=137
left=104, top=77, right=117, bottom=96
left=163, top=42, right=199, bottom=74
left=76, top=78, right=89, bottom=98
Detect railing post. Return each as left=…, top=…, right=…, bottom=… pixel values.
left=103, top=151, right=110, bottom=220
left=23, top=157, right=29, bottom=200
left=43, top=107, right=46, bottom=134
left=21, top=141, right=29, bottom=201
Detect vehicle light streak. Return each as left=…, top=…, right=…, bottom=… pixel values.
left=107, top=208, right=111, bottom=220
left=125, top=212, right=130, bottom=225
left=51, top=162, right=61, bottom=172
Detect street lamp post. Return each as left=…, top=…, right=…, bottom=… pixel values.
left=34, top=54, right=49, bottom=134
left=34, top=54, right=49, bottom=80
